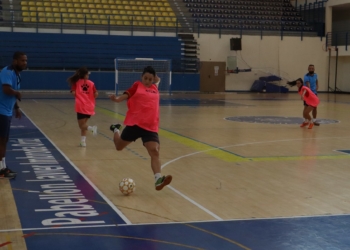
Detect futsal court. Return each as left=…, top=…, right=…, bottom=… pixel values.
left=1, top=92, right=350, bottom=250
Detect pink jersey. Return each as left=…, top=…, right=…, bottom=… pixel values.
left=124, top=81, right=159, bottom=132
left=71, top=79, right=97, bottom=115
left=299, top=86, right=319, bottom=107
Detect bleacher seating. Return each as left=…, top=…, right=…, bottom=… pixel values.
left=20, top=0, right=178, bottom=27
left=0, top=32, right=185, bottom=71
left=185, top=0, right=314, bottom=31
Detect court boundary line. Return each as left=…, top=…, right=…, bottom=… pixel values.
left=117, top=213, right=350, bottom=226
left=20, top=111, right=132, bottom=225
left=167, top=186, right=223, bottom=221
left=0, top=224, right=117, bottom=233
left=2, top=212, right=350, bottom=232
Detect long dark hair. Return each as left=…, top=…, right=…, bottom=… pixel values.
left=67, top=67, right=89, bottom=86
left=287, top=78, right=303, bottom=91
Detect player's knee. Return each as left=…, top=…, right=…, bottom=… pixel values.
left=148, top=147, right=159, bottom=157
left=116, top=144, right=124, bottom=151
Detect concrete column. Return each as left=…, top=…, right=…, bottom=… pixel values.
left=325, top=5, right=332, bottom=34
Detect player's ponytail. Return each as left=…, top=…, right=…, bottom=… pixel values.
left=287, top=78, right=303, bottom=87
left=67, top=67, right=89, bottom=87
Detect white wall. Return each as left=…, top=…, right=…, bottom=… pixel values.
left=336, top=57, right=350, bottom=92
left=327, top=0, right=350, bottom=7
left=329, top=54, right=350, bottom=92
left=197, top=34, right=329, bottom=91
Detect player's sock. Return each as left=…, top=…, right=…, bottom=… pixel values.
left=154, top=173, right=162, bottom=181
left=110, top=124, right=122, bottom=134
left=2, top=157, right=6, bottom=169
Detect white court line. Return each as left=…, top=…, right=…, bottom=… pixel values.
left=116, top=213, right=350, bottom=227
left=161, top=135, right=350, bottom=222
left=21, top=112, right=132, bottom=225
left=167, top=185, right=222, bottom=221
left=2, top=213, right=350, bottom=232
left=0, top=224, right=117, bottom=233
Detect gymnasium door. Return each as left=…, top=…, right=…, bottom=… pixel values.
left=200, top=62, right=226, bottom=92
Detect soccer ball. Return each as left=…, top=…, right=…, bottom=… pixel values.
left=119, top=178, right=136, bottom=195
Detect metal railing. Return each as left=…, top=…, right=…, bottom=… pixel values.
left=293, top=0, right=328, bottom=9
left=0, top=9, right=324, bottom=39
left=327, top=31, right=349, bottom=50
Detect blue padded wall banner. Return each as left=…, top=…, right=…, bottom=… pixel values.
left=20, top=71, right=200, bottom=91
left=0, top=32, right=184, bottom=71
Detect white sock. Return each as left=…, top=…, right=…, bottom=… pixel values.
left=2, top=157, right=6, bottom=169
left=113, top=128, right=120, bottom=134
left=81, top=136, right=86, bottom=142
left=87, top=126, right=93, bottom=131
left=154, top=173, right=162, bottom=181
left=0, top=160, right=4, bottom=170
left=313, top=118, right=316, bottom=122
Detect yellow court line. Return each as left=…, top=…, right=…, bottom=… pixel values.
left=96, top=106, right=350, bottom=163
left=96, top=106, right=244, bottom=162
left=6, top=235, right=12, bottom=250
left=251, top=154, right=350, bottom=162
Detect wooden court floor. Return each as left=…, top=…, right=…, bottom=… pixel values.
left=1, top=92, right=350, bottom=249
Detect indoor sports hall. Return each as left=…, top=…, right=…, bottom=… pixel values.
left=1, top=0, right=350, bottom=249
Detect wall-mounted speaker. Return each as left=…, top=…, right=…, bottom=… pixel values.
left=230, top=38, right=242, bottom=51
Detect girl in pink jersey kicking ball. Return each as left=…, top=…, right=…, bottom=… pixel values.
left=68, top=67, right=98, bottom=147
left=109, top=66, right=172, bottom=191
left=288, top=78, right=320, bottom=129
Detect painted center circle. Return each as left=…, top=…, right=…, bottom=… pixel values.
left=225, top=116, right=339, bottom=125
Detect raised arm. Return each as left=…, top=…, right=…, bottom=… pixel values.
left=154, top=75, right=161, bottom=88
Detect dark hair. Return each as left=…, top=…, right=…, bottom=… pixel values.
left=287, top=78, right=303, bottom=87
left=67, top=67, right=89, bottom=86
left=142, top=66, right=156, bottom=77
left=13, top=51, right=26, bottom=60
left=309, top=64, right=314, bottom=67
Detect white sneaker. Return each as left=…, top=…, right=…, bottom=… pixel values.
left=90, top=125, right=97, bottom=136
left=80, top=141, right=86, bottom=147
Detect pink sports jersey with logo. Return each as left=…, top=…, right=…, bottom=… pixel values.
left=124, top=81, right=159, bottom=132
left=299, top=86, right=319, bottom=107
left=71, top=79, right=96, bottom=115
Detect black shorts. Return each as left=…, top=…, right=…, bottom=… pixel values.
left=77, top=113, right=91, bottom=120
left=0, top=114, right=12, bottom=138
left=121, top=125, right=159, bottom=144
